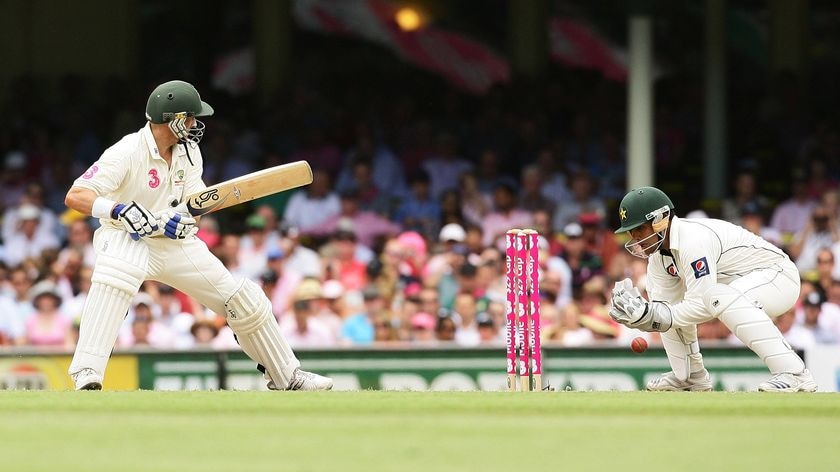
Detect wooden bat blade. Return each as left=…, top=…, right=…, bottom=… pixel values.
left=184, top=161, right=313, bottom=216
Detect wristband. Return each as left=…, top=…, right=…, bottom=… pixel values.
left=91, top=197, right=117, bottom=220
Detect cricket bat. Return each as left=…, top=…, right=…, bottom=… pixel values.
left=178, top=161, right=313, bottom=216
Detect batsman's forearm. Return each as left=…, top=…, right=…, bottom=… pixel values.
left=65, top=187, right=101, bottom=216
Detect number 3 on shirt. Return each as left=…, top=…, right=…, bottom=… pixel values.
left=148, top=169, right=160, bottom=188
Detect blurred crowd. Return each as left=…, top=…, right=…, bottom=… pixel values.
left=1, top=65, right=840, bottom=352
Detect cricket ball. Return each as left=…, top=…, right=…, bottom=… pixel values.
left=631, top=337, right=648, bottom=353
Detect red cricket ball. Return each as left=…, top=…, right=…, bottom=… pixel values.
left=631, top=337, right=648, bottom=353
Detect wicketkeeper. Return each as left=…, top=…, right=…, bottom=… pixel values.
left=64, top=80, right=332, bottom=391
left=609, top=186, right=816, bottom=392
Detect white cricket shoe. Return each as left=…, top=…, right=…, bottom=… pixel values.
left=757, top=369, right=818, bottom=392
left=646, top=369, right=713, bottom=392
left=267, top=369, right=333, bottom=391
left=73, top=368, right=103, bottom=391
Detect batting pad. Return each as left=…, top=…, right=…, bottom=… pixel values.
left=660, top=326, right=703, bottom=381
left=704, top=283, right=804, bottom=374
left=225, top=278, right=299, bottom=388
left=69, top=260, right=144, bottom=380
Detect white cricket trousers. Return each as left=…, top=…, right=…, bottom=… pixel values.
left=68, top=226, right=298, bottom=383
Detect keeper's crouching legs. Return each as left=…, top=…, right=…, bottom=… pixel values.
left=225, top=279, right=300, bottom=388
left=703, top=283, right=804, bottom=374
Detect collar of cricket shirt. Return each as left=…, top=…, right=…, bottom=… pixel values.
left=665, top=215, right=682, bottom=251
left=142, top=122, right=188, bottom=162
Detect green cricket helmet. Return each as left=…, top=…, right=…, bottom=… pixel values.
left=614, top=186, right=675, bottom=234
left=145, top=80, right=213, bottom=144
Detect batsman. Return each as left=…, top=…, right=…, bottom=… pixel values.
left=65, top=80, right=332, bottom=391
left=609, top=186, right=817, bottom=392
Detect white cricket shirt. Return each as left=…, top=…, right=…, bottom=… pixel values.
left=646, top=216, right=791, bottom=324
left=72, top=123, right=206, bottom=229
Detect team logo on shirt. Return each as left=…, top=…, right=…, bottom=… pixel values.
left=174, top=169, right=185, bottom=185
left=82, top=165, right=99, bottom=179
left=666, top=264, right=678, bottom=277
left=691, top=257, right=710, bottom=279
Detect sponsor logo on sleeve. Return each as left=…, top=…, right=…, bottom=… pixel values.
left=691, top=257, right=710, bottom=279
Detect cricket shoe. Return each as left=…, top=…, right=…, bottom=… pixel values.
left=267, top=369, right=333, bottom=391
left=757, top=369, right=818, bottom=392
left=646, top=369, right=713, bottom=392
left=73, top=368, right=103, bottom=391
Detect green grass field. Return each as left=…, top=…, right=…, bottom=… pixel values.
left=1, top=391, right=838, bottom=472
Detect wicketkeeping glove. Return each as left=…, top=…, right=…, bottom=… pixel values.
left=609, top=278, right=673, bottom=332
left=156, top=207, right=197, bottom=240
left=113, top=201, right=159, bottom=241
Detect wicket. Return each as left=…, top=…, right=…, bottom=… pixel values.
left=505, top=229, right=542, bottom=391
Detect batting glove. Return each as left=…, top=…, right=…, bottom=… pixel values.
left=113, top=201, right=159, bottom=241
left=156, top=208, right=197, bottom=240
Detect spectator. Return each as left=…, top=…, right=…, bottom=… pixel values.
left=3, top=204, right=60, bottom=268
left=418, top=287, right=441, bottom=319
left=452, top=292, right=480, bottom=346
left=324, top=228, right=368, bottom=291
left=2, top=183, right=61, bottom=244
left=0, top=291, right=23, bottom=345
left=552, top=171, right=606, bottom=232
left=284, top=169, right=341, bottom=233
left=335, top=158, right=393, bottom=215
left=435, top=314, right=457, bottom=343
left=770, top=176, right=816, bottom=242
left=720, top=171, right=771, bottom=225
left=0, top=151, right=30, bottom=211
left=279, top=278, right=336, bottom=347
left=8, top=268, right=34, bottom=333
left=439, top=189, right=466, bottom=228
left=815, top=248, right=835, bottom=294
left=804, top=159, right=837, bottom=200
left=536, top=146, right=571, bottom=206
left=740, top=201, right=783, bottom=247
left=557, top=223, right=603, bottom=298
left=409, top=312, right=437, bottom=344
left=789, top=205, right=839, bottom=274
left=474, top=149, right=510, bottom=195
left=58, top=218, right=96, bottom=268
left=265, top=247, right=303, bottom=319
left=463, top=224, right=485, bottom=257
left=335, top=123, right=408, bottom=202
left=818, top=278, right=840, bottom=341
left=190, top=319, right=220, bottom=347
left=25, top=280, right=71, bottom=348
left=119, top=293, right=174, bottom=349
left=481, top=183, right=533, bottom=248
left=394, top=171, right=440, bottom=240
left=195, top=215, right=222, bottom=251
left=245, top=205, right=282, bottom=253
left=458, top=171, right=492, bottom=226
left=341, top=284, right=387, bottom=345
left=422, top=132, right=473, bottom=199
left=476, top=312, right=498, bottom=345
left=279, top=223, right=322, bottom=278
left=579, top=212, right=619, bottom=272
left=794, top=291, right=836, bottom=345
left=311, top=190, right=401, bottom=248
left=236, top=214, right=274, bottom=281
left=775, top=307, right=815, bottom=350
left=519, top=164, right=555, bottom=214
